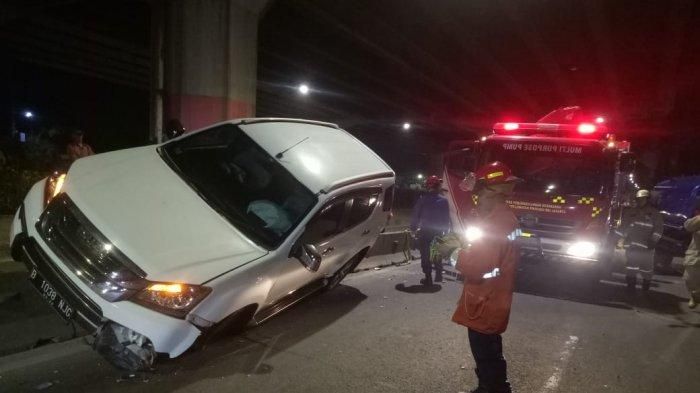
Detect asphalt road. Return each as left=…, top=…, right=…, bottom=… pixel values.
left=1, top=261, right=699, bottom=393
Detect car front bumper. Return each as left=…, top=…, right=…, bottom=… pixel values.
left=10, top=196, right=202, bottom=358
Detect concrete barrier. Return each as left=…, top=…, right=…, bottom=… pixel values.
left=366, top=229, right=413, bottom=257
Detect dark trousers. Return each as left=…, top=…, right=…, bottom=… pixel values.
left=417, top=232, right=441, bottom=276
left=468, top=328, right=512, bottom=393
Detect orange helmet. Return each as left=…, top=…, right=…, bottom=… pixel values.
left=425, top=175, right=442, bottom=190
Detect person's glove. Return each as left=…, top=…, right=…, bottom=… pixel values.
left=434, top=233, right=465, bottom=259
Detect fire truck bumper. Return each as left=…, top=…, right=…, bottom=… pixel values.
left=516, top=236, right=603, bottom=264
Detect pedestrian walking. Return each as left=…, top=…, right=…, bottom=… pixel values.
left=438, top=161, right=521, bottom=393
left=619, top=189, right=664, bottom=292
left=410, top=175, right=451, bottom=286
left=683, top=200, right=700, bottom=308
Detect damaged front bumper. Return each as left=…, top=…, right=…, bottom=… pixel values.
left=10, top=199, right=202, bottom=365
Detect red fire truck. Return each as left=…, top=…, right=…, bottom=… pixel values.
left=443, top=107, right=635, bottom=277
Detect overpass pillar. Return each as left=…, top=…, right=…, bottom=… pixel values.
left=153, top=0, right=269, bottom=140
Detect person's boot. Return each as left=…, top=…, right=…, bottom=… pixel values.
left=434, top=267, right=443, bottom=283
left=625, top=275, right=637, bottom=291
left=469, top=387, right=489, bottom=393
left=642, top=279, right=651, bottom=292
left=420, top=274, right=432, bottom=286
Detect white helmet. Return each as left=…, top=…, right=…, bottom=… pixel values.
left=636, top=189, right=650, bottom=198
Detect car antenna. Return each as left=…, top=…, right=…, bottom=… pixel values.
left=275, top=137, right=309, bottom=159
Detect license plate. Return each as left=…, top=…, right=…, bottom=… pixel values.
left=29, top=267, right=75, bottom=321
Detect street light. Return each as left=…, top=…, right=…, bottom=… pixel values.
left=298, top=84, right=310, bottom=95
left=416, top=174, right=424, bottom=180
left=402, top=122, right=411, bottom=131
left=23, top=111, right=34, bottom=119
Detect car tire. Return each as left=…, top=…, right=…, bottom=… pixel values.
left=325, top=250, right=366, bottom=290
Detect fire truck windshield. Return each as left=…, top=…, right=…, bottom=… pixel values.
left=480, top=142, right=612, bottom=196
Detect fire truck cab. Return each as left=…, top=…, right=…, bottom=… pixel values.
left=444, top=107, right=635, bottom=273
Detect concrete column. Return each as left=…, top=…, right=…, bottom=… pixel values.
left=156, top=0, right=269, bottom=138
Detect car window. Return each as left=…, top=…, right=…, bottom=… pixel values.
left=346, top=191, right=380, bottom=228
left=301, top=199, right=348, bottom=245
left=159, top=124, right=317, bottom=250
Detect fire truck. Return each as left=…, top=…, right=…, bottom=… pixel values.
left=443, top=107, right=635, bottom=276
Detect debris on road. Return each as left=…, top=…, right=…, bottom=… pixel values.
left=35, top=381, right=53, bottom=390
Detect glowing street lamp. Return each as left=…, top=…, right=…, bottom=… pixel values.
left=402, top=122, right=411, bottom=131
left=24, top=111, right=34, bottom=119
left=298, top=84, right=310, bottom=95
left=416, top=174, right=424, bottom=180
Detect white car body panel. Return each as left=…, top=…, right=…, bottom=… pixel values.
left=63, top=146, right=267, bottom=284
left=10, top=119, right=395, bottom=359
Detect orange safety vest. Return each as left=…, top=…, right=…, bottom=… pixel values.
left=452, top=203, right=519, bottom=334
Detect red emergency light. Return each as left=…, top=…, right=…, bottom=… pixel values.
left=493, top=121, right=607, bottom=138
left=503, top=122, right=519, bottom=131
left=577, top=123, right=596, bottom=134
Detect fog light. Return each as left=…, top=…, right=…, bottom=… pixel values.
left=567, top=241, right=597, bottom=259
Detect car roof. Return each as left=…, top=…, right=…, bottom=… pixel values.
left=232, top=118, right=394, bottom=193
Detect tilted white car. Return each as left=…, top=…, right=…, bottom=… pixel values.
left=9, top=119, right=395, bottom=370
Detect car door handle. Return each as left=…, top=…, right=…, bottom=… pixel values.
left=362, top=229, right=371, bottom=236
left=322, top=246, right=335, bottom=255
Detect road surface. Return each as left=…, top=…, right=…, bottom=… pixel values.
left=1, top=261, right=698, bottom=392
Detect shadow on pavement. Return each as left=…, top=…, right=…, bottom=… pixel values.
left=514, top=262, right=690, bottom=316
left=394, top=283, right=442, bottom=294
left=113, top=284, right=370, bottom=391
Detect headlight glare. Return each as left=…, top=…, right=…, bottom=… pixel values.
left=566, top=241, right=597, bottom=259
left=465, top=226, right=484, bottom=243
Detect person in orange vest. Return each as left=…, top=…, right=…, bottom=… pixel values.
left=439, top=161, right=521, bottom=393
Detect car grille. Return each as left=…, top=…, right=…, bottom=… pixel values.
left=36, top=194, right=146, bottom=299
left=18, top=236, right=103, bottom=331
left=519, top=215, right=577, bottom=240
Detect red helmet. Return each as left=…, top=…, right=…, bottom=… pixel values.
left=463, top=162, right=521, bottom=191
left=425, top=175, right=442, bottom=189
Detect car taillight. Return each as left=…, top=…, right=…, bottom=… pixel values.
left=503, top=123, right=519, bottom=131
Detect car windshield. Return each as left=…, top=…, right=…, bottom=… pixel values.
left=480, top=141, right=614, bottom=196
left=159, top=124, right=317, bottom=249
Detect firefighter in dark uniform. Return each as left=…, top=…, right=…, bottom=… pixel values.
left=410, top=175, right=451, bottom=285
left=619, top=189, right=664, bottom=291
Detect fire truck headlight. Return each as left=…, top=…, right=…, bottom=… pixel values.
left=566, top=241, right=597, bottom=259
left=465, top=226, right=484, bottom=243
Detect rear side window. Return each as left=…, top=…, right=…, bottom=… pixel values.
left=382, top=186, right=394, bottom=212
left=346, top=191, right=380, bottom=228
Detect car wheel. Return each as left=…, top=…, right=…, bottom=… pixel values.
left=325, top=253, right=363, bottom=290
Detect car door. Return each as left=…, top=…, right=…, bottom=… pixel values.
left=266, top=196, right=351, bottom=305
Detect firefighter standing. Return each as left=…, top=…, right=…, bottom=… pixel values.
left=410, top=175, right=451, bottom=286
left=619, top=189, right=664, bottom=291
left=438, top=162, right=521, bottom=393
left=682, top=200, right=700, bottom=308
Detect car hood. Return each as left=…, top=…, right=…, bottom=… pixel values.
left=61, top=146, right=267, bottom=283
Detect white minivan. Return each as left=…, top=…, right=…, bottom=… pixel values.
left=9, top=119, right=395, bottom=370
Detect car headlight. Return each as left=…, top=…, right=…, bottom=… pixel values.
left=44, top=172, right=66, bottom=207
left=566, top=241, right=597, bottom=259
left=465, top=226, right=483, bottom=243
left=133, top=282, right=212, bottom=319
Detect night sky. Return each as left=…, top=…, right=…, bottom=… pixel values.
left=3, top=0, right=700, bottom=181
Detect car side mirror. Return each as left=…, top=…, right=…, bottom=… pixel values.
left=292, top=243, right=322, bottom=272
